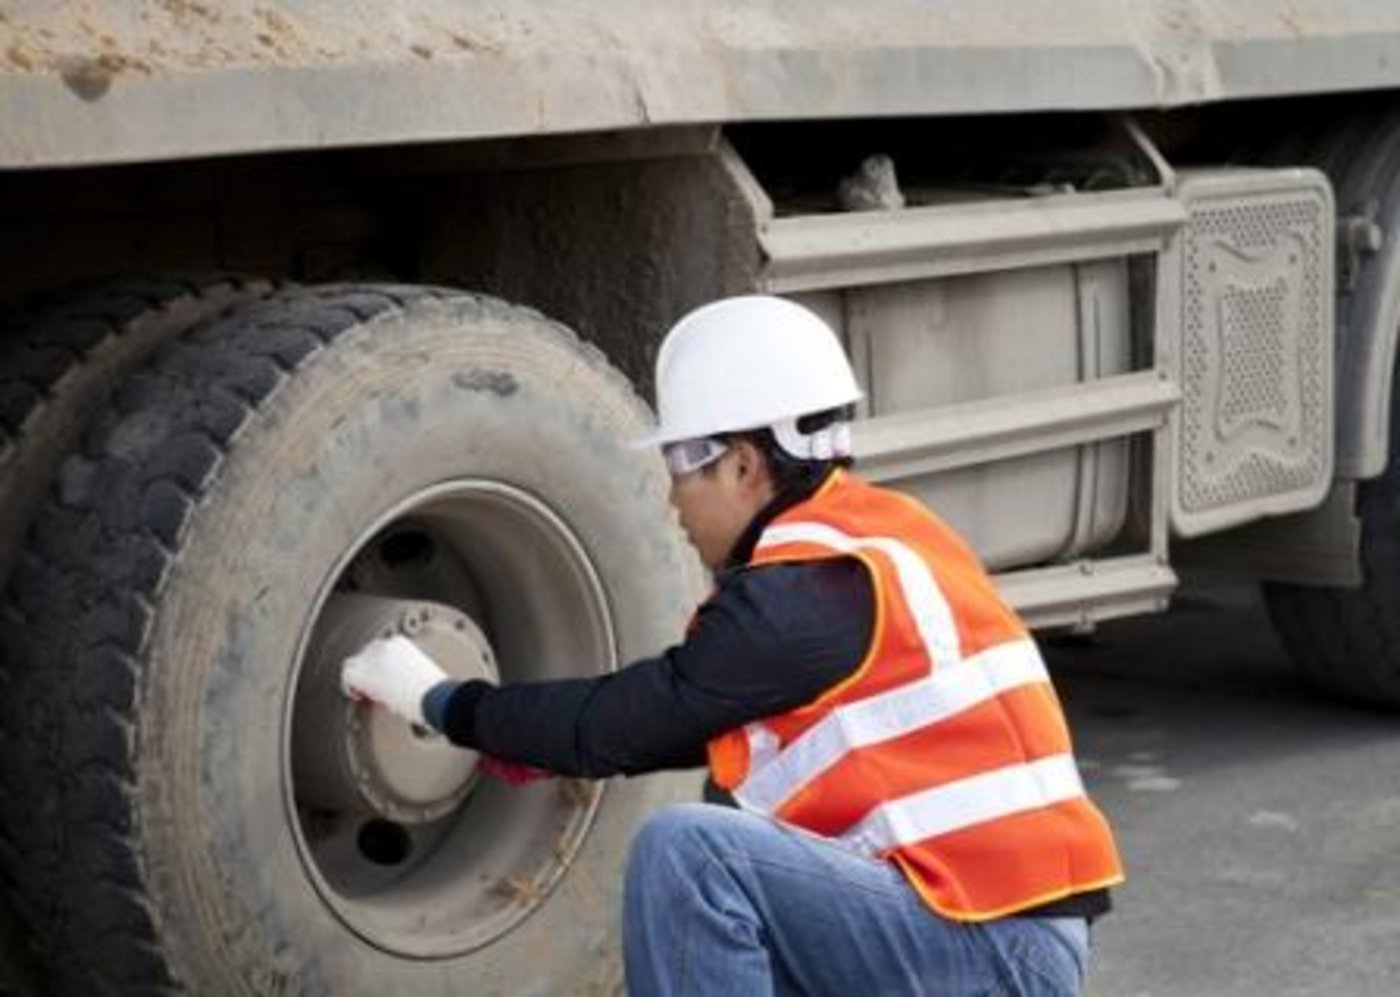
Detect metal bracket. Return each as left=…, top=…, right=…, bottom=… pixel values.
left=1337, top=200, right=1384, bottom=294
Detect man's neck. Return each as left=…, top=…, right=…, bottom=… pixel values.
left=723, top=467, right=838, bottom=569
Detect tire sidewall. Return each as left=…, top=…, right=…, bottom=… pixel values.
left=137, top=299, right=703, bottom=993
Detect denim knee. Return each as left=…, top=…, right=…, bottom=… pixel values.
left=631, top=802, right=723, bottom=861
left=630, top=803, right=750, bottom=883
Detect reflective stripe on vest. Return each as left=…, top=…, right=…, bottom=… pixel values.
left=708, top=471, right=1123, bottom=921
left=840, top=753, right=1084, bottom=856
left=733, top=637, right=1050, bottom=815
left=758, top=520, right=963, bottom=667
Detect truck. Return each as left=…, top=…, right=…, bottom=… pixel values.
left=2, top=1, right=1400, bottom=993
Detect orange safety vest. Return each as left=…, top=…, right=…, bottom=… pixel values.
left=708, top=470, right=1124, bottom=922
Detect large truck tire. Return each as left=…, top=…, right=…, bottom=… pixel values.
left=1257, top=111, right=1400, bottom=709
left=1262, top=378, right=1400, bottom=707
left=0, top=276, right=271, bottom=996
left=0, top=285, right=703, bottom=995
left=0, top=275, right=271, bottom=584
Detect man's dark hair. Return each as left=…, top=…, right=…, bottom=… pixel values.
left=722, top=406, right=854, bottom=494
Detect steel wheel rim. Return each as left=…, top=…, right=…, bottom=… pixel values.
left=283, top=480, right=614, bottom=957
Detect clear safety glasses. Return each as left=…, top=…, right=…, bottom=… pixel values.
left=662, top=437, right=729, bottom=478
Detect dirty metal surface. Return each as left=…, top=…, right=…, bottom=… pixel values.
left=2, top=1, right=1400, bottom=168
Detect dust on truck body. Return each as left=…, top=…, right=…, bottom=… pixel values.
left=2, top=1, right=1400, bottom=993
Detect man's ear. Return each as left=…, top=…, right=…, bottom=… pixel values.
left=731, top=438, right=773, bottom=493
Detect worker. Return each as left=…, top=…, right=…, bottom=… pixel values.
left=342, top=295, right=1124, bottom=996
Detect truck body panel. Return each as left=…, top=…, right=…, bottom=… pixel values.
left=3, top=0, right=1400, bottom=169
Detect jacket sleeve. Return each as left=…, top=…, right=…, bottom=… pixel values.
left=434, top=557, right=874, bottom=777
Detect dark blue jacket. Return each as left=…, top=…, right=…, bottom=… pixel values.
left=430, top=476, right=873, bottom=776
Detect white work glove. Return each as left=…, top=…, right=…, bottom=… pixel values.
left=340, top=635, right=449, bottom=728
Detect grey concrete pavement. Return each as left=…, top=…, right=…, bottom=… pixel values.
left=1049, top=575, right=1400, bottom=996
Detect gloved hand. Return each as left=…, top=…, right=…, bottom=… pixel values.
left=340, top=634, right=450, bottom=728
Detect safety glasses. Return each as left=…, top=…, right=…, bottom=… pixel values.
left=662, top=437, right=729, bottom=478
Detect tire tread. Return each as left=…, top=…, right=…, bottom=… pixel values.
left=1, top=284, right=630, bottom=994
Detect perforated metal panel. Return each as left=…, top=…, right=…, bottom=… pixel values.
left=1166, top=168, right=1334, bottom=537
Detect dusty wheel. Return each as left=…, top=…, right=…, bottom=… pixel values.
left=0, top=275, right=270, bottom=584
left=0, top=275, right=271, bottom=996
left=1257, top=111, right=1400, bottom=708
left=1263, top=366, right=1400, bottom=706
left=2, top=286, right=702, bottom=994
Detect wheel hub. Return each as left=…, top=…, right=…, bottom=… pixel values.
left=293, top=593, right=499, bottom=824
left=287, top=481, right=614, bottom=958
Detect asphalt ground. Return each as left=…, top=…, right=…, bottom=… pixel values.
left=1048, top=573, right=1400, bottom=997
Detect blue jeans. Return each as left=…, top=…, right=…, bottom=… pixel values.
left=623, top=803, right=1090, bottom=997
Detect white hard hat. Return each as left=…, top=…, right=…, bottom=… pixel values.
left=635, top=296, right=863, bottom=457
